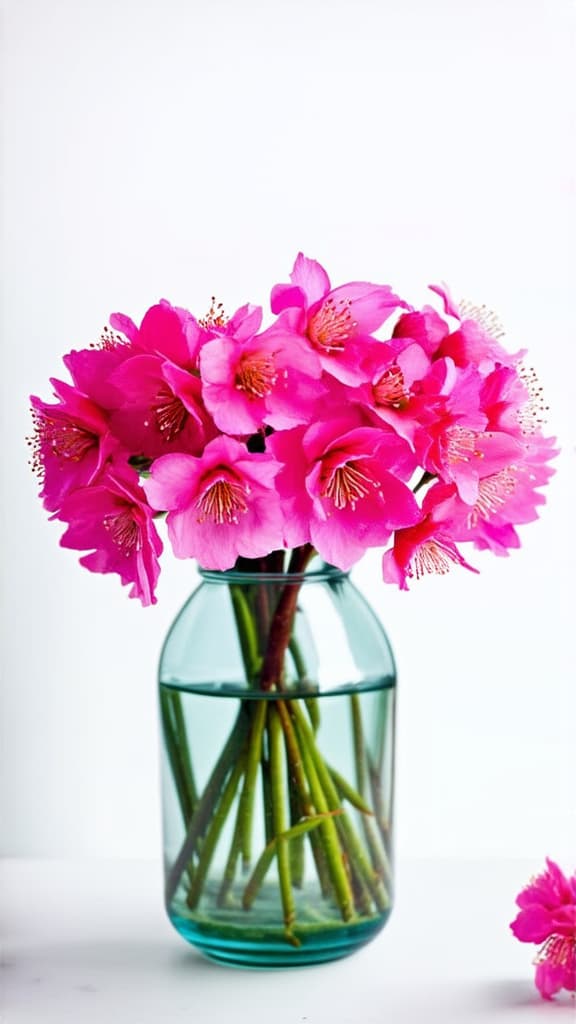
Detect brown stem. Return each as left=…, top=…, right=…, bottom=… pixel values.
left=259, top=544, right=316, bottom=692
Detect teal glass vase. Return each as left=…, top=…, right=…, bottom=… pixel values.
left=159, top=561, right=396, bottom=967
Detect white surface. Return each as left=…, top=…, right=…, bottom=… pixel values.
left=1, top=0, right=575, bottom=861
left=2, top=858, right=574, bottom=1024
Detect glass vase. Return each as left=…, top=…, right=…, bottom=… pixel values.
left=158, top=560, right=396, bottom=967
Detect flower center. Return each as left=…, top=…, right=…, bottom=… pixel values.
left=28, top=410, right=97, bottom=478
left=235, top=352, right=278, bottom=399
left=103, top=509, right=141, bottom=556
left=152, top=386, right=188, bottom=441
left=467, top=468, right=517, bottom=528
left=196, top=477, right=249, bottom=525
left=321, top=461, right=376, bottom=511
left=308, top=297, right=356, bottom=352
left=372, top=365, right=409, bottom=408
left=408, top=540, right=460, bottom=580
left=443, top=425, right=482, bottom=463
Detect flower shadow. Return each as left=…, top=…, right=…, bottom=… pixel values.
left=479, top=980, right=575, bottom=1013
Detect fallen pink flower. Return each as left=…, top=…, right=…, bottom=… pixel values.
left=510, top=859, right=576, bottom=1000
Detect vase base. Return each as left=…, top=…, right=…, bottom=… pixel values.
left=168, top=908, right=391, bottom=968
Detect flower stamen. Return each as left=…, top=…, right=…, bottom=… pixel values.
left=235, top=353, right=278, bottom=399
left=103, top=509, right=141, bottom=556
left=373, top=365, right=409, bottom=408
left=199, top=296, right=229, bottom=330
left=458, top=299, right=505, bottom=340
left=90, top=325, right=128, bottom=351
left=517, top=364, right=549, bottom=435
left=308, top=297, right=356, bottom=352
left=409, top=540, right=460, bottom=580
left=534, top=934, right=575, bottom=969
left=28, top=409, right=97, bottom=478
left=443, top=425, right=482, bottom=463
left=322, top=462, right=375, bottom=510
left=467, top=468, right=517, bottom=528
left=152, top=386, right=188, bottom=441
left=196, top=478, right=249, bottom=525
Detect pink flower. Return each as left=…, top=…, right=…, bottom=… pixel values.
left=392, top=306, right=450, bottom=356
left=270, top=252, right=407, bottom=385
left=382, top=483, right=479, bottom=589
left=269, top=414, right=421, bottom=570
left=414, top=360, right=524, bottom=504
left=143, top=436, right=284, bottom=570
left=359, top=339, right=442, bottom=447
left=29, top=380, right=121, bottom=512
left=510, top=859, right=576, bottom=1000
left=429, top=283, right=522, bottom=371
left=421, top=434, right=558, bottom=556
left=56, top=466, right=163, bottom=606
left=107, top=354, right=214, bottom=459
left=63, top=334, right=136, bottom=410
left=199, top=314, right=325, bottom=435
left=110, top=299, right=200, bottom=369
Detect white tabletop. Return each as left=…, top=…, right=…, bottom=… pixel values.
left=1, top=857, right=573, bottom=1023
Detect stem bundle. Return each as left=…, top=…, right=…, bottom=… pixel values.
left=162, top=546, right=392, bottom=946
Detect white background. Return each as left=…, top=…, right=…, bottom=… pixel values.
left=1, top=0, right=575, bottom=877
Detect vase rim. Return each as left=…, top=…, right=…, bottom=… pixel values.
left=198, top=563, right=349, bottom=584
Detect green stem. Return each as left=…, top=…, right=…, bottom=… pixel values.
left=242, top=811, right=343, bottom=911
left=229, top=585, right=261, bottom=681
left=287, top=762, right=305, bottom=888
left=269, top=706, right=297, bottom=942
left=329, top=765, right=373, bottom=815
left=216, top=813, right=244, bottom=908
left=237, top=700, right=268, bottom=870
left=187, top=754, right=246, bottom=909
left=261, top=753, right=274, bottom=845
left=350, top=693, right=366, bottom=796
left=275, top=700, right=332, bottom=900
left=293, top=703, right=389, bottom=913
left=293, top=710, right=355, bottom=921
left=351, top=693, right=392, bottom=887
left=160, top=688, right=196, bottom=825
left=368, top=755, right=393, bottom=858
left=165, top=705, right=250, bottom=905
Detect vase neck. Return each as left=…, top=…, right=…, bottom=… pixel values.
left=198, top=563, right=349, bottom=584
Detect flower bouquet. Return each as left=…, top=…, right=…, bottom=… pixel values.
left=30, top=253, right=556, bottom=965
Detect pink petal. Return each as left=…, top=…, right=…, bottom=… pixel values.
left=510, top=906, right=555, bottom=944
left=326, top=282, right=407, bottom=334
left=428, top=282, right=460, bottom=319
left=270, top=284, right=308, bottom=315
left=144, top=453, right=199, bottom=511
left=109, top=312, right=139, bottom=341
left=534, top=962, right=566, bottom=1000
left=289, top=252, right=331, bottom=306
